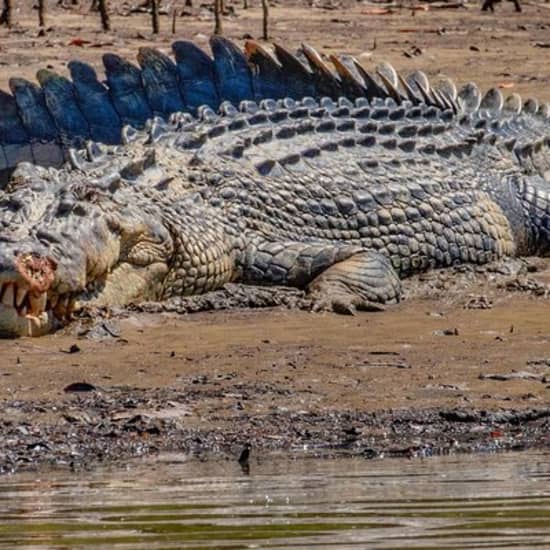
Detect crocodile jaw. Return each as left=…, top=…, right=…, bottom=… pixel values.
left=0, top=253, right=60, bottom=337
left=0, top=303, right=53, bottom=337
left=77, top=261, right=170, bottom=309
left=0, top=257, right=170, bottom=337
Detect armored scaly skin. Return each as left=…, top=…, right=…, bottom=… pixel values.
left=0, top=38, right=548, bottom=337
left=0, top=37, right=360, bottom=180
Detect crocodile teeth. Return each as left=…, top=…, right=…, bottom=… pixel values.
left=68, top=296, right=76, bottom=316
left=27, top=312, right=52, bottom=337
left=29, top=291, right=47, bottom=315
left=2, top=283, right=14, bottom=308
left=16, top=286, right=28, bottom=308
left=54, top=295, right=69, bottom=319
left=48, top=294, right=58, bottom=310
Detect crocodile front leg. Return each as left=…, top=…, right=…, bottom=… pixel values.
left=307, top=251, right=401, bottom=313
left=242, top=241, right=401, bottom=314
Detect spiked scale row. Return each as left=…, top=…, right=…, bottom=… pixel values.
left=64, top=93, right=549, bottom=189
left=1, top=37, right=548, bottom=180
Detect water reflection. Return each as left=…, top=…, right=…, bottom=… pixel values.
left=0, top=450, right=549, bottom=548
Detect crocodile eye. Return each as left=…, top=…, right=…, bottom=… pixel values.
left=3, top=197, right=25, bottom=212
left=73, top=204, right=88, bottom=216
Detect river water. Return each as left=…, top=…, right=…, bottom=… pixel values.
left=0, top=450, right=549, bottom=549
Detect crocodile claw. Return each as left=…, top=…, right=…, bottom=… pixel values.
left=310, top=293, right=386, bottom=315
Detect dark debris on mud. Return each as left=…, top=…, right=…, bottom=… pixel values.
left=131, top=259, right=550, bottom=313
left=135, top=284, right=310, bottom=314
left=1, top=384, right=549, bottom=475
left=404, top=257, right=550, bottom=301
left=70, top=258, right=549, bottom=338
left=2, top=257, right=549, bottom=474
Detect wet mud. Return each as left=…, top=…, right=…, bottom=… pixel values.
left=1, top=259, right=549, bottom=474
left=0, top=2, right=549, bottom=473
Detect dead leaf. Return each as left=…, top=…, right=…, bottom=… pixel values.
left=362, top=8, right=393, bottom=14
left=64, top=382, right=96, bottom=393
left=68, top=37, right=91, bottom=47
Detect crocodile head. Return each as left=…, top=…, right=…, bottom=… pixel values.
left=0, top=163, right=175, bottom=337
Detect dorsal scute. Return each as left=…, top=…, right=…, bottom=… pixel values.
left=458, top=82, right=482, bottom=113
left=168, top=111, right=195, bottom=127
left=68, top=59, right=122, bottom=145
left=102, top=52, right=152, bottom=129
left=2, top=36, right=549, bottom=187
left=406, top=70, right=445, bottom=109
left=85, top=141, right=105, bottom=162
left=239, top=100, right=259, bottom=114
left=329, top=54, right=368, bottom=98
left=210, top=35, right=254, bottom=106
left=504, top=93, right=522, bottom=115
left=197, top=104, right=219, bottom=122
left=145, top=116, right=177, bottom=144
left=36, top=68, right=91, bottom=148
left=376, top=62, right=403, bottom=105
left=432, top=77, right=459, bottom=113
left=121, top=124, right=147, bottom=145
left=523, top=98, right=539, bottom=115
left=480, top=88, right=504, bottom=114
left=434, top=77, right=457, bottom=102
left=137, top=47, right=186, bottom=118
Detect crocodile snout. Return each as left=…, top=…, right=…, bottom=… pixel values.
left=0, top=251, right=58, bottom=337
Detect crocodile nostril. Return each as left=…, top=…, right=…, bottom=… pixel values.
left=36, top=229, right=61, bottom=244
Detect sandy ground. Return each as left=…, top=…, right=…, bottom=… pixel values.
left=0, top=1, right=549, bottom=473
left=2, top=271, right=550, bottom=412
left=0, top=0, right=549, bottom=101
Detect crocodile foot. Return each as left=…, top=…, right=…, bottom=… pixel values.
left=307, top=251, right=401, bottom=315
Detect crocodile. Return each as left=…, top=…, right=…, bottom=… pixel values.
left=0, top=37, right=548, bottom=337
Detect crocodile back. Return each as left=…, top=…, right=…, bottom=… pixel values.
left=1, top=37, right=547, bottom=184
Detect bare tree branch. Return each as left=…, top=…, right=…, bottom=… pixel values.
left=214, top=0, right=222, bottom=35
left=98, top=0, right=111, bottom=30
left=0, top=0, right=12, bottom=28
left=37, top=0, right=46, bottom=27
left=151, top=0, right=159, bottom=33
left=261, top=0, right=269, bottom=39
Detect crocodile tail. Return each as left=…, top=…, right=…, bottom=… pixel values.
left=1, top=38, right=548, bottom=183
left=172, top=40, right=219, bottom=112
left=102, top=52, right=152, bottom=129
left=68, top=59, right=122, bottom=145
left=0, top=90, right=33, bottom=179
left=457, top=84, right=550, bottom=175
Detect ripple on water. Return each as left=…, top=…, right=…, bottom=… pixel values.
left=0, top=450, right=549, bottom=549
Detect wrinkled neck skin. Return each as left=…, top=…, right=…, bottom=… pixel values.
left=72, top=191, right=244, bottom=308
left=138, top=195, right=243, bottom=301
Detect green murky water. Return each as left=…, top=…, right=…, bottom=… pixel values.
left=0, top=450, right=549, bottom=549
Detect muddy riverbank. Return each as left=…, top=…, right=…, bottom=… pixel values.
left=0, top=1, right=549, bottom=473
left=1, top=260, right=549, bottom=474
